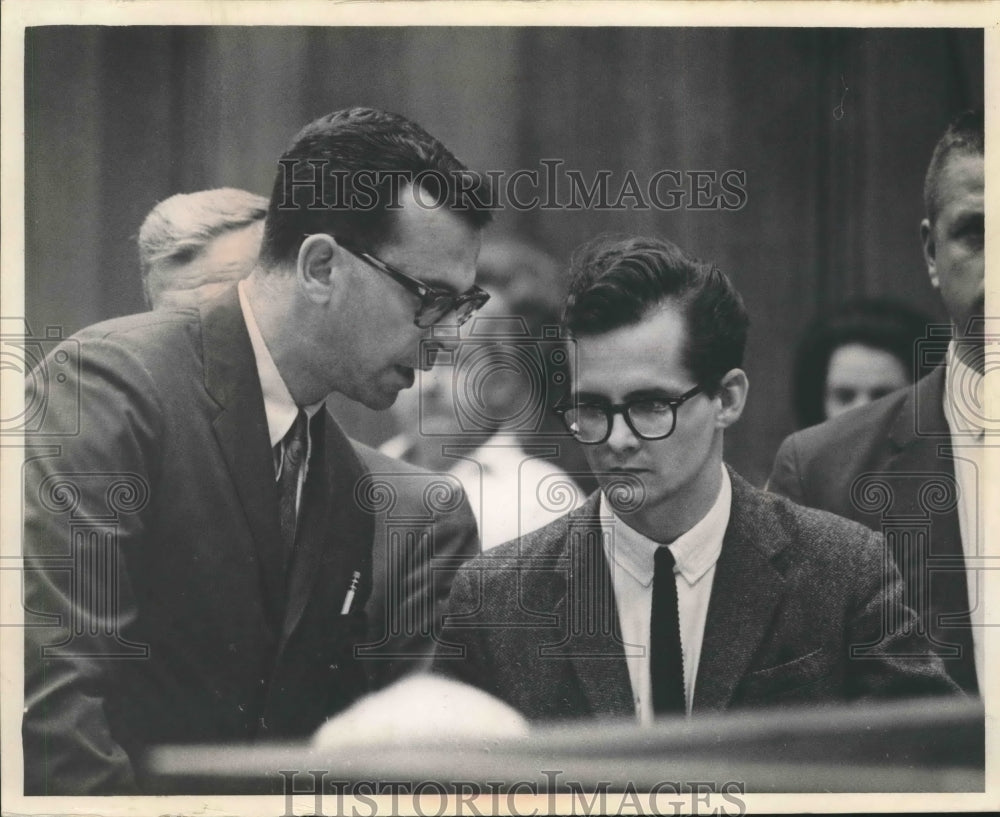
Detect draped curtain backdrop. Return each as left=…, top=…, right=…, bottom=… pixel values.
left=24, top=27, right=983, bottom=482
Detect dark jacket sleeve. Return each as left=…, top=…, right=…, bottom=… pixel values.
left=382, top=492, right=479, bottom=687
left=354, top=450, right=481, bottom=690
left=22, top=337, right=161, bottom=794
left=766, top=433, right=807, bottom=503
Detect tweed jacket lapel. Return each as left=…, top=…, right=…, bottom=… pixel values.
left=200, top=287, right=287, bottom=626
left=693, top=469, right=788, bottom=712
left=550, top=494, right=634, bottom=718
left=558, top=476, right=790, bottom=717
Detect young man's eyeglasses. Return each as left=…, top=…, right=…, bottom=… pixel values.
left=336, top=237, right=490, bottom=328
left=554, top=385, right=702, bottom=444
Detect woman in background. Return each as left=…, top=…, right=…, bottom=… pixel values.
left=793, top=298, right=934, bottom=428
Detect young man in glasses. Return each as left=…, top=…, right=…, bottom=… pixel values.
left=434, top=234, right=957, bottom=723
left=23, top=108, right=492, bottom=794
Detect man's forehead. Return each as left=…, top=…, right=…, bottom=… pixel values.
left=939, top=152, right=984, bottom=195
left=385, top=185, right=478, bottom=241
left=379, top=200, right=480, bottom=290
left=570, top=310, right=692, bottom=392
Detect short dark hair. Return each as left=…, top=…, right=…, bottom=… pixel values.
left=923, top=109, right=984, bottom=225
left=563, top=234, right=749, bottom=390
left=259, top=107, right=492, bottom=267
left=792, top=297, right=933, bottom=429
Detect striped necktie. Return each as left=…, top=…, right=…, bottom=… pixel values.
left=277, top=408, right=309, bottom=560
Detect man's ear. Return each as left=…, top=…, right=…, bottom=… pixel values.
left=296, top=233, right=345, bottom=304
left=714, top=368, right=748, bottom=429
left=921, top=218, right=939, bottom=291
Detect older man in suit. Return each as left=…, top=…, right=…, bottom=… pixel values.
left=23, top=108, right=492, bottom=793
left=136, top=187, right=481, bottom=691
left=434, top=234, right=957, bottom=722
left=768, top=111, right=986, bottom=695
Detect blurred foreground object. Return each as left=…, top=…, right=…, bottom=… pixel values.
left=147, top=696, right=982, bottom=793
left=313, top=674, right=529, bottom=748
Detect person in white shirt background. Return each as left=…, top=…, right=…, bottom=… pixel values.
left=381, top=237, right=595, bottom=549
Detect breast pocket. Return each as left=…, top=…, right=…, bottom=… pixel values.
left=739, top=645, right=837, bottom=699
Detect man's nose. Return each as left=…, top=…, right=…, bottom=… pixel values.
left=604, top=411, right=640, bottom=454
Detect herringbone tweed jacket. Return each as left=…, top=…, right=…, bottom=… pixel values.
left=433, top=468, right=959, bottom=721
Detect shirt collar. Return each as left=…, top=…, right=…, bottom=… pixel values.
left=944, top=339, right=985, bottom=439
left=238, top=280, right=323, bottom=447
left=601, top=464, right=731, bottom=587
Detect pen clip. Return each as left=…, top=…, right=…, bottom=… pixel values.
left=340, top=569, right=361, bottom=615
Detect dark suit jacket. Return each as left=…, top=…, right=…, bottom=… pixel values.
left=433, top=470, right=958, bottom=721
left=23, top=290, right=378, bottom=794
left=351, top=442, right=480, bottom=690
left=768, top=368, right=977, bottom=693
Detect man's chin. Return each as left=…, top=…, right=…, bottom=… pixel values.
left=597, top=472, right=650, bottom=516
left=350, top=370, right=414, bottom=410
left=346, top=381, right=401, bottom=412
left=360, top=389, right=400, bottom=412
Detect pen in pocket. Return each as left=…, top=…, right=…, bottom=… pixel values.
left=340, top=570, right=362, bottom=615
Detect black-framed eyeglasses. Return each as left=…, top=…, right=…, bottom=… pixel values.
left=335, top=237, right=490, bottom=328
left=554, top=385, right=703, bottom=444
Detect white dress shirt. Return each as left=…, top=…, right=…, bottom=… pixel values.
left=449, top=434, right=586, bottom=550
left=378, top=432, right=416, bottom=462
left=238, top=280, right=323, bottom=512
left=943, top=340, right=987, bottom=693
left=600, top=465, right=731, bottom=722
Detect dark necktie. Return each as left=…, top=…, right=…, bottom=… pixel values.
left=277, top=409, right=310, bottom=560
left=651, top=546, right=686, bottom=715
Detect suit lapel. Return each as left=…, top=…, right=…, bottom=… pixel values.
left=694, top=471, right=787, bottom=712
left=200, top=288, right=286, bottom=625
left=884, top=367, right=963, bottom=552
left=881, top=368, right=975, bottom=691
left=554, top=495, right=634, bottom=719
left=278, top=408, right=375, bottom=647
